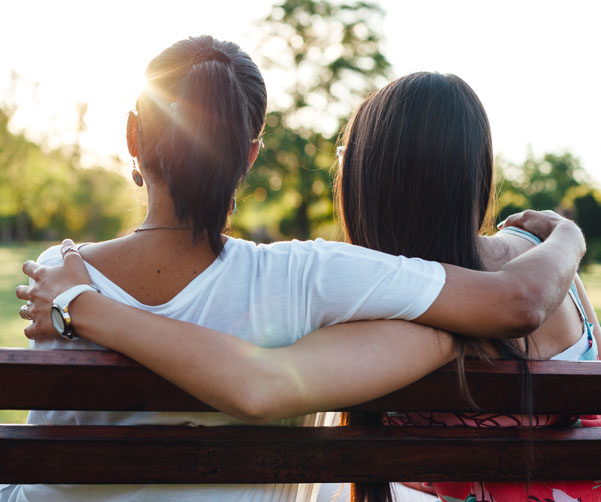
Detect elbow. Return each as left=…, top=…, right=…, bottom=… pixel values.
left=210, top=352, right=298, bottom=424
left=233, top=402, right=275, bottom=426
left=226, top=383, right=280, bottom=425
left=503, top=282, right=546, bottom=337
left=511, top=306, right=545, bottom=338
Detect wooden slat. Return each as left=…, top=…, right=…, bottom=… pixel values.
left=2, top=349, right=601, bottom=413
left=0, top=348, right=209, bottom=412
left=2, top=425, right=601, bottom=483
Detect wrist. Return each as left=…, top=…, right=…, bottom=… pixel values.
left=51, top=285, right=99, bottom=341
left=65, top=290, right=97, bottom=338
left=68, top=292, right=119, bottom=349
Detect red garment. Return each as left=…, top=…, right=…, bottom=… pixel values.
left=386, top=412, right=601, bottom=502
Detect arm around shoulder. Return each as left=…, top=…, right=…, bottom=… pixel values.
left=416, top=218, right=586, bottom=338
left=69, top=293, right=455, bottom=423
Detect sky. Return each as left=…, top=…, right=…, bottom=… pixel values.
left=1, top=0, right=600, bottom=184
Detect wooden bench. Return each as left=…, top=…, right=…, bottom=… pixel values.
left=1, top=348, right=601, bottom=484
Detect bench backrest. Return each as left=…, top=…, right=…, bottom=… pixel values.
left=2, top=348, right=601, bottom=483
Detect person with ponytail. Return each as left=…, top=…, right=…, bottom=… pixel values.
left=12, top=41, right=593, bottom=502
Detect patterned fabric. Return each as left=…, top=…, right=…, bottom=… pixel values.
left=386, top=352, right=601, bottom=501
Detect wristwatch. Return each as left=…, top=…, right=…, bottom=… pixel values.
left=50, top=284, right=100, bottom=340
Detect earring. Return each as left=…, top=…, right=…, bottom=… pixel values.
left=230, top=196, right=237, bottom=215
left=131, top=158, right=143, bottom=187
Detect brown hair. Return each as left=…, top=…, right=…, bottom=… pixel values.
left=336, top=72, right=529, bottom=502
left=136, top=35, right=266, bottom=256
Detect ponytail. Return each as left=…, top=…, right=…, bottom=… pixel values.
left=160, top=54, right=250, bottom=255
left=136, top=36, right=267, bottom=257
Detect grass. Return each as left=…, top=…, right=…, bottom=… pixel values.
left=0, top=243, right=600, bottom=424
left=0, top=242, right=53, bottom=348
left=0, top=242, right=54, bottom=424
left=581, top=263, right=601, bottom=320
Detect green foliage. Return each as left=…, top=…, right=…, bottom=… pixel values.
left=234, top=111, right=338, bottom=241
left=235, top=0, right=391, bottom=241
left=0, top=108, right=145, bottom=243
left=0, top=242, right=48, bottom=349
left=496, top=152, right=601, bottom=263
left=580, top=264, right=601, bottom=319
left=1, top=0, right=599, bottom=262
left=0, top=242, right=49, bottom=424
left=259, top=0, right=391, bottom=131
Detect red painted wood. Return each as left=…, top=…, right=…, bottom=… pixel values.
left=2, top=349, right=601, bottom=413
left=2, top=425, right=601, bottom=483
left=3, top=349, right=601, bottom=484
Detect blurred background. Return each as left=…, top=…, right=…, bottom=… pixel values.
left=1, top=0, right=600, bottom=362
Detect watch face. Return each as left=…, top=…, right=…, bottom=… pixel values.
left=51, top=306, right=66, bottom=334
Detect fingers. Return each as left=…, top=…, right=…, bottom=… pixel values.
left=19, top=304, right=34, bottom=321
left=24, top=324, right=36, bottom=340
left=22, top=260, right=43, bottom=281
left=502, top=209, right=532, bottom=229
left=24, top=322, right=45, bottom=340
left=61, top=238, right=87, bottom=270
left=19, top=288, right=55, bottom=340
left=63, top=250, right=85, bottom=268
left=61, top=239, right=79, bottom=259
left=501, top=210, right=539, bottom=230
left=17, top=240, right=84, bottom=343
left=499, top=209, right=571, bottom=241
left=15, top=284, right=32, bottom=301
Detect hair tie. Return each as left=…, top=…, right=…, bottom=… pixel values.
left=190, top=48, right=232, bottom=67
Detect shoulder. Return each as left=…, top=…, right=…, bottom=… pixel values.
left=499, top=226, right=542, bottom=245
left=226, top=236, right=444, bottom=279
left=255, top=237, right=389, bottom=260
left=252, top=238, right=394, bottom=269
left=225, top=236, right=352, bottom=258
left=481, top=228, right=539, bottom=271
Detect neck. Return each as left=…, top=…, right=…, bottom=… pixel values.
left=134, top=180, right=218, bottom=263
left=141, top=181, right=186, bottom=229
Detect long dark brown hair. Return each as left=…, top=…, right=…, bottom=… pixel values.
left=335, top=72, right=530, bottom=502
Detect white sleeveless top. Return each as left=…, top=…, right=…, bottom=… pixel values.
left=4, top=236, right=445, bottom=502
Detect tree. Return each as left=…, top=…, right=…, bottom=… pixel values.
left=564, top=185, right=601, bottom=264
left=258, top=0, right=391, bottom=133
left=496, top=152, right=601, bottom=263
left=0, top=105, right=144, bottom=243
left=233, top=0, right=391, bottom=241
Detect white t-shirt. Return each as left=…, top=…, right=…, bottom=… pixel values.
left=6, top=237, right=445, bottom=502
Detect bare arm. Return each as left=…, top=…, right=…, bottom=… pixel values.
left=14, top=210, right=584, bottom=422
left=18, top=246, right=453, bottom=422
left=65, top=300, right=453, bottom=423
left=17, top=211, right=584, bottom=343
left=417, top=212, right=585, bottom=338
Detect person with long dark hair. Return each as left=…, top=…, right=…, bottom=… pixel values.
left=14, top=55, right=591, bottom=502
left=336, top=72, right=601, bottom=502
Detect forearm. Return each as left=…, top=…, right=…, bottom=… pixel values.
left=267, top=320, right=454, bottom=418
left=418, top=220, right=585, bottom=338
left=17, top=240, right=455, bottom=423
left=69, top=292, right=270, bottom=420
left=69, top=294, right=454, bottom=422
left=498, top=221, right=585, bottom=325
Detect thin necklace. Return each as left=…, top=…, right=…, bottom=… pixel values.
left=134, top=225, right=193, bottom=232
